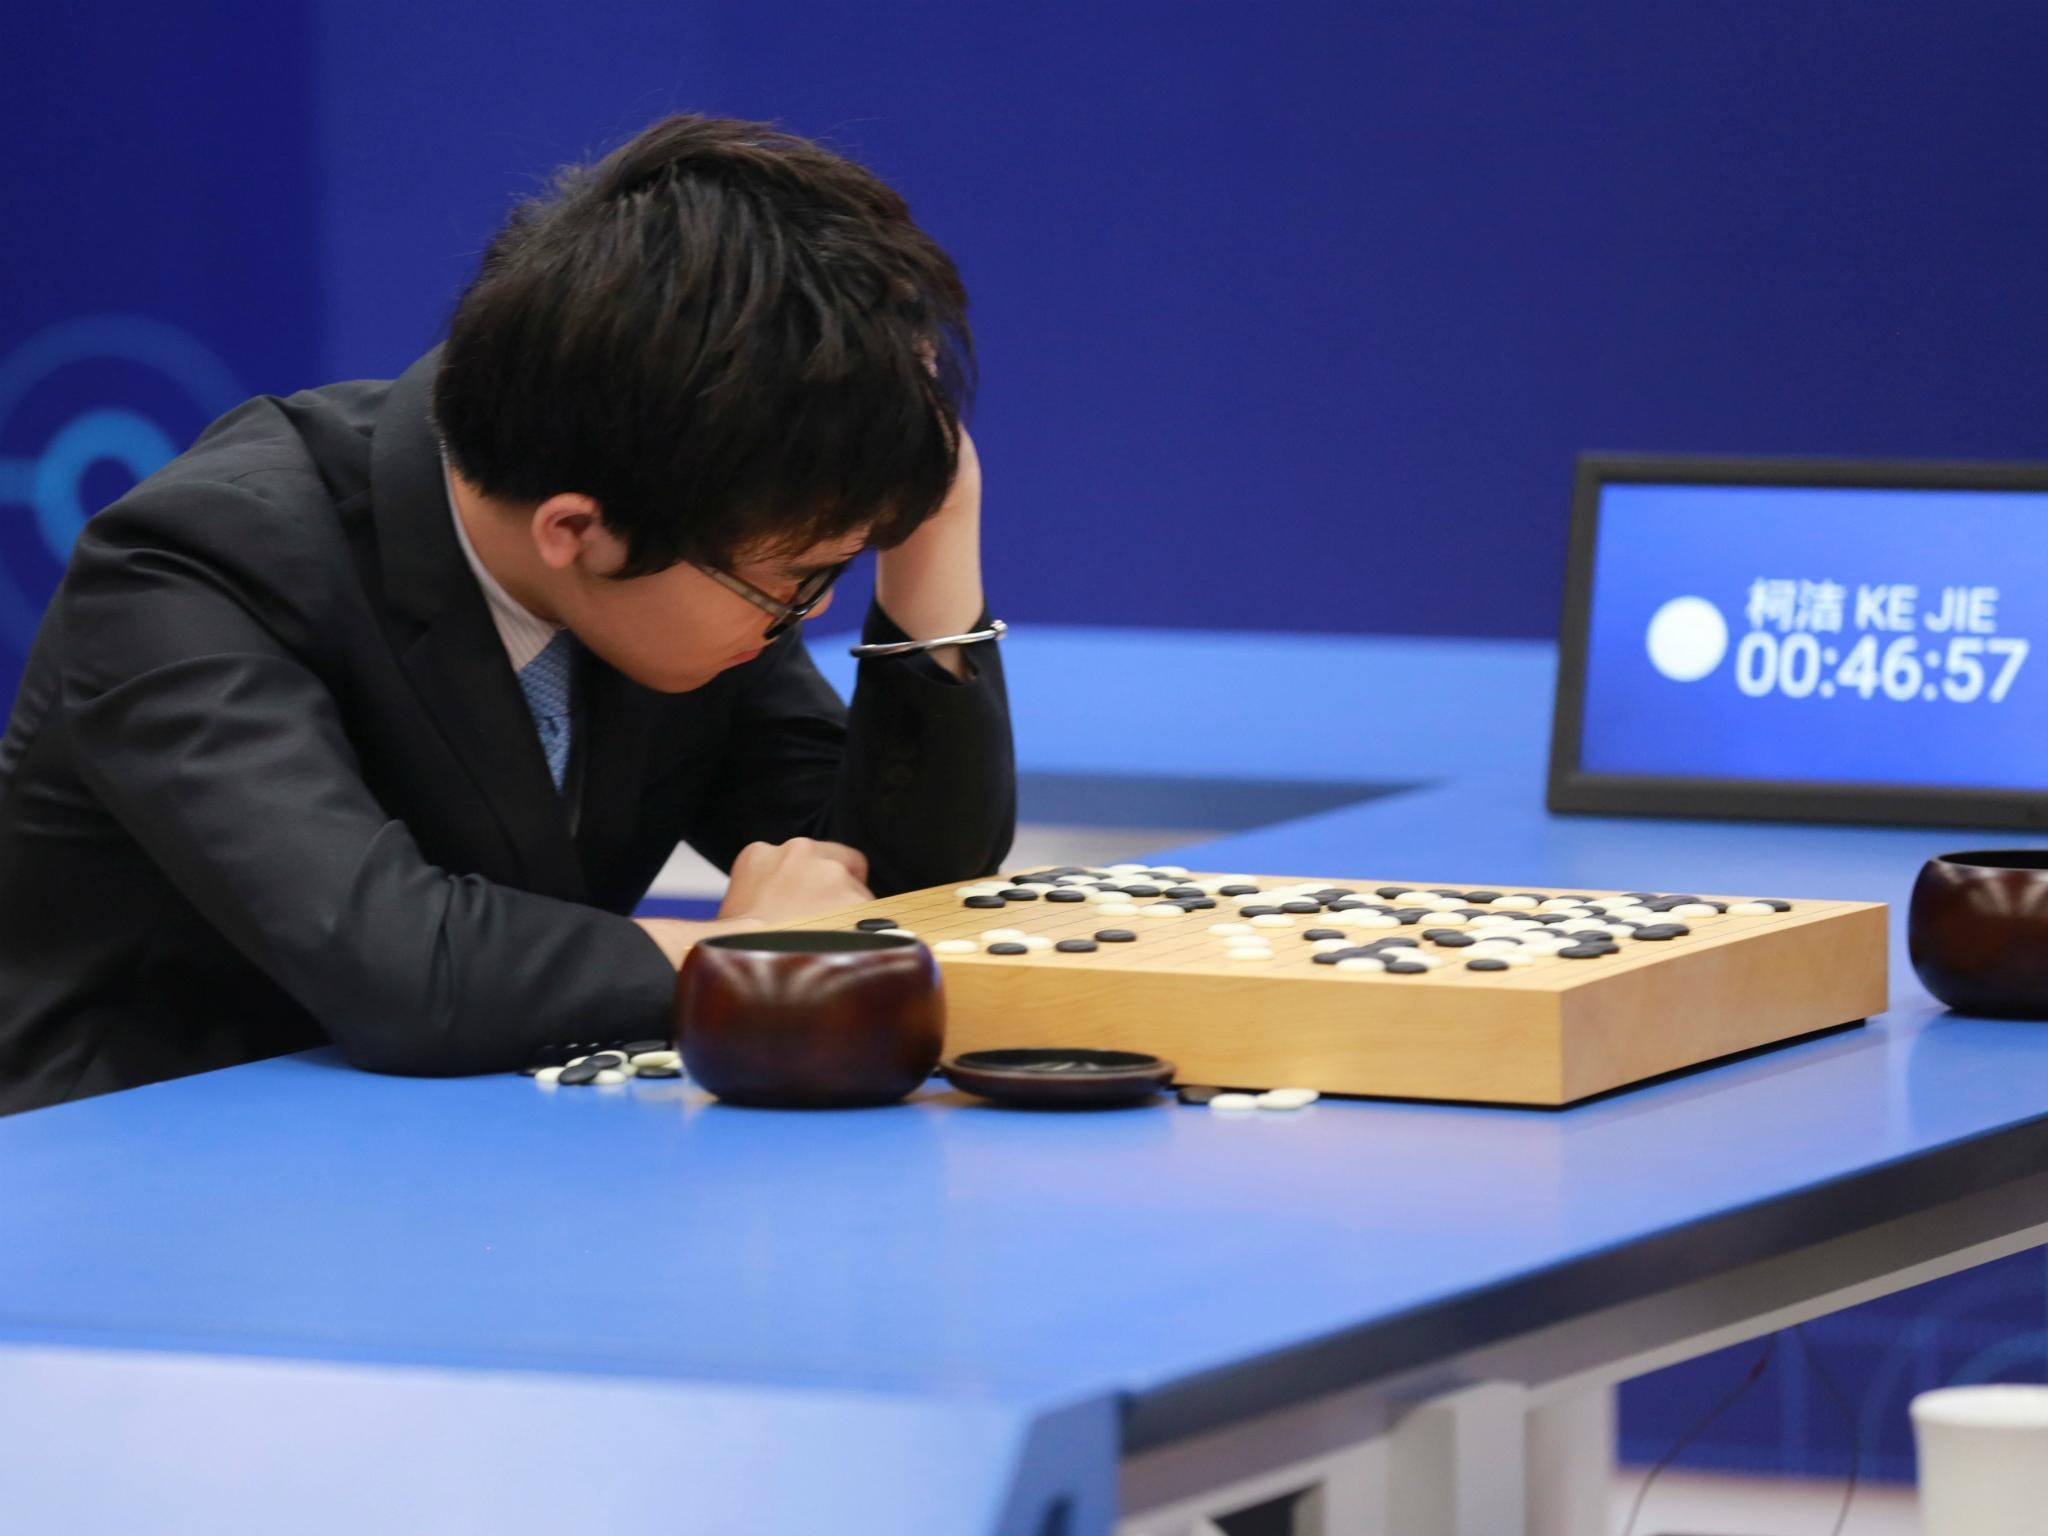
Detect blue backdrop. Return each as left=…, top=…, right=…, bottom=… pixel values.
left=7, top=0, right=2046, bottom=1487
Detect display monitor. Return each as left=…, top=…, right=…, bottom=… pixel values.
left=1548, top=454, right=2048, bottom=828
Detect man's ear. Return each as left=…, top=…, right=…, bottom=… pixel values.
left=529, top=493, right=624, bottom=574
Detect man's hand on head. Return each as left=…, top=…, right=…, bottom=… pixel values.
left=873, top=424, right=985, bottom=679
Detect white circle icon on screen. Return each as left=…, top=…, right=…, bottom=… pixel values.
left=1644, top=596, right=1728, bottom=682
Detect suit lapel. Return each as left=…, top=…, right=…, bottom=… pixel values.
left=369, top=349, right=589, bottom=903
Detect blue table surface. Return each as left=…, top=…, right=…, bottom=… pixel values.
left=4, top=631, right=2047, bottom=1487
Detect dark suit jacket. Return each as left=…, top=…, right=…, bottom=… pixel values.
left=0, top=351, right=1015, bottom=1115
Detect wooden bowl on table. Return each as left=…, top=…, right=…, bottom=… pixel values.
left=674, top=930, right=944, bottom=1107
left=1908, top=850, right=2048, bottom=1019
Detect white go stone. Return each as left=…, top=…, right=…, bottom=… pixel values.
left=630, top=1049, right=680, bottom=1069
left=1494, top=895, right=1540, bottom=909
left=593, top=1068, right=629, bottom=1087
left=1469, top=914, right=1517, bottom=929
left=1670, top=902, right=1719, bottom=918
left=1208, top=1092, right=1259, bottom=1111
left=1209, top=922, right=1255, bottom=936
left=1424, top=911, right=1469, bottom=926
left=1106, top=863, right=1146, bottom=874
left=1250, top=913, right=1296, bottom=928
left=979, top=928, right=1028, bottom=943
left=876, top=928, right=917, bottom=939
left=1226, top=947, right=1274, bottom=961
left=1257, top=1088, right=1319, bottom=1110
left=1310, top=938, right=1352, bottom=952
left=1351, top=914, right=1400, bottom=929
left=1140, top=903, right=1184, bottom=918
left=1335, top=957, right=1386, bottom=972
left=1392, top=890, right=1436, bottom=904
left=1020, top=936, right=1054, bottom=951
left=534, top=1066, right=564, bottom=1086
left=1497, top=951, right=1535, bottom=967
left=1096, top=902, right=1140, bottom=916
left=1728, top=901, right=1777, bottom=915
left=933, top=939, right=978, bottom=955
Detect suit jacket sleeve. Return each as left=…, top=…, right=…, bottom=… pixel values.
left=675, top=595, right=1016, bottom=895
left=58, top=483, right=678, bottom=1077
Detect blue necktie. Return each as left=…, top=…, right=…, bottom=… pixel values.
left=517, top=630, right=576, bottom=791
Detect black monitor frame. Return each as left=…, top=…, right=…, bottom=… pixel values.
left=1546, top=452, right=2048, bottom=831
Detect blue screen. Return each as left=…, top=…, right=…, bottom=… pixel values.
left=1579, top=482, right=2048, bottom=791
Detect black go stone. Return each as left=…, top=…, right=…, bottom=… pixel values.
left=1631, top=924, right=1688, bottom=941
left=855, top=917, right=901, bottom=931
left=1055, top=939, right=1099, bottom=953
left=1384, top=960, right=1428, bottom=974
left=1165, top=886, right=1207, bottom=900
left=1180, top=898, right=1217, bottom=911
left=1311, top=950, right=1348, bottom=965
left=1312, top=888, right=1356, bottom=899
left=1567, top=929, right=1612, bottom=941
left=622, top=1040, right=667, bottom=1056
left=1557, top=944, right=1613, bottom=959
left=1015, top=877, right=1061, bottom=887
left=1046, top=889, right=1087, bottom=903
left=558, top=1061, right=602, bottom=1086
left=1466, top=957, right=1510, bottom=971
left=1463, top=890, right=1502, bottom=903
left=1280, top=900, right=1323, bottom=914
left=1432, top=933, right=1477, bottom=948
left=987, top=942, right=1030, bottom=955
left=1177, top=1084, right=1225, bottom=1106
left=1094, top=929, right=1138, bottom=943
left=1421, top=928, right=1463, bottom=940
left=1326, top=899, right=1373, bottom=912
left=1373, top=937, right=1420, bottom=949
left=1393, top=909, right=1429, bottom=924
left=1121, top=884, right=1163, bottom=898
left=1302, top=928, right=1348, bottom=941
left=964, top=895, right=1006, bottom=909
left=1218, top=883, right=1262, bottom=897
left=1431, top=889, right=1466, bottom=899
left=584, top=1052, right=627, bottom=1070
left=1238, top=905, right=1283, bottom=918
left=998, top=888, right=1040, bottom=901
left=634, top=1064, right=682, bottom=1079
left=1375, top=885, right=1409, bottom=899
left=1620, top=892, right=1659, bottom=901
left=1759, top=899, right=1793, bottom=911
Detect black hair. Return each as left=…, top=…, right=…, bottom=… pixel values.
left=432, top=113, right=974, bottom=578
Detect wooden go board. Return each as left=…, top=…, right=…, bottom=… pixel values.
left=783, top=865, right=1889, bottom=1107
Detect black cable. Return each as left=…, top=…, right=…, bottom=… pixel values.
left=1794, top=1323, right=1860, bottom=1536
left=1620, top=1334, right=1778, bottom=1536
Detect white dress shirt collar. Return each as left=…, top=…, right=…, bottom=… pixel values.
left=440, top=450, right=562, bottom=674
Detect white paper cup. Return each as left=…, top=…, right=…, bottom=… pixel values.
left=1911, top=1385, right=2048, bottom=1535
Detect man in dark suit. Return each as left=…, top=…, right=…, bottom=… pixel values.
left=0, top=115, right=1015, bottom=1115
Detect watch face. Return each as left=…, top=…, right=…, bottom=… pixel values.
left=1572, top=473, right=2048, bottom=798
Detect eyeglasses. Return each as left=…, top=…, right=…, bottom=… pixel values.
left=695, top=560, right=851, bottom=641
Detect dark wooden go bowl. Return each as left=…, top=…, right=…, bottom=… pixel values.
left=674, top=930, right=944, bottom=1107
left=1909, top=850, right=2048, bottom=1019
